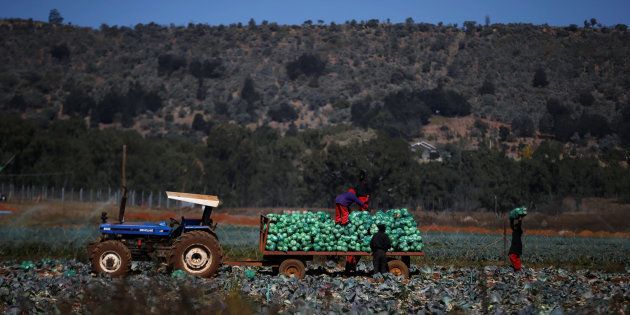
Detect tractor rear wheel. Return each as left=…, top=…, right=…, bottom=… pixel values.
left=279, top=259, right=306, bottom=279
left=90, top=240, right=131, bottom=277
left=387, top=259, right=410, bottom=278
left=169, top=231, right=222, bottom=278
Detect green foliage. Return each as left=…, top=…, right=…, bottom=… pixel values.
left=286, top=54, right=326, bottom=80
left=352, top=88, right=470, bottom=138
left=511, top=116, right=535, bottom=137
left=267, top=103, right=297, bottom=122
left=158, top=54, right=186, bottom=76
left=532, top=67, right=549, bottom=88
left=50, top=44, right=70, bottom=60
left=192, top=113, right=210, bottom=133
left=48, top=9, right=63, bottom=25
left=91, top=82, right=162, bottom=126
left=577, top=113, right=611, bottom=137
left=478, top=78, right=495, bottom=95
left=63, top=88, right=95, bottom=117
left=3, top=117, right=630, bottom=208
left=578, top=90, right=595, bottom=106
left=241, top=77, right=261, bottom=107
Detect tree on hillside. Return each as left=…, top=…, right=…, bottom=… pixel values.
left=192, top=113, right=209, bottom=133
left=50, top=44, right=70, bottom=60
left=532, top=67, right=549, bottom=88
left=157, top=54, right=186, bottom=76
left=478, top=78, right=495, bottom=95
left=63, top=88, right=94, bottom=116
left=578, top=90, right=595, bottom=106
left=511, top=116, right=535, bottom=137
left=286, top=54, right=326, bottom=80
left=241, top=77, right=261, bottom=112
left=48, top=9, right=64, bottom=25
left=268, top=103, right=297, bottom=122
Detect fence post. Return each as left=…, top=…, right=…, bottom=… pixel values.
left=141, top=191, right=144, bottom=207
left=61, top=187, right=65, bottom=203
left=148, top=192, right=153, bottom=209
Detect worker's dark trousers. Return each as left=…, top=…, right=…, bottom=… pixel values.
left=372, top=249, right=388, bottom=274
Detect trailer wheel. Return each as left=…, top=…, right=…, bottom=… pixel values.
left=388, top=259, right=410, bottom=278
left=169, top=231, right=222, bottom=278
left=90, top=240, right=131, bottom=277
left=279, top=259, right=305, bottom=279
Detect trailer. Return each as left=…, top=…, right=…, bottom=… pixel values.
left=225, top=215, right=425, bottom=279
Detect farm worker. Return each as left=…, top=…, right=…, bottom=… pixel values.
left=334, top=187, right=365, bottom=225
left=370, top=224, right=392, bottom=275
left=355, top=169, right=370, bottom=210
left=335, top=187, right=365, bottom=274
left=508, top=216, right=524, bottom=271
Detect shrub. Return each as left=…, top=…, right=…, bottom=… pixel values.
left=546, top=98, right=570, bottom=116
left=50, top=44, right=70, bottom=60
left=158, top=54, right=186, bottom=76
left=532, top=67, right=549, bottom=88
left=63, top=89, right=95, bottom=116
left=577, top=114, right=610, bottom=137
left=286, top=54, right=326, bottom=80
left=268, top=103, right=297, bottom=122
left=478, top=79, right=495, bottom=95
left=192, top=113, right=208, bottom=132
left=511, top=116, right=535, bottom=137
left=189, top=59, right=224, bottom=79
left=241, top=77, right=261, bottom=106
left=578, top=90, right=595, bottom=107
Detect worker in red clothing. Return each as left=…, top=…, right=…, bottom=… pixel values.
left=334, top=187, right=366, bottom=225
left=334, top=187, right=366, bottom=275
left=508, top=216, right=523, bottom=271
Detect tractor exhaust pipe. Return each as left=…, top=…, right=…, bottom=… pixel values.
left=118, top=145, right=127, bottom=224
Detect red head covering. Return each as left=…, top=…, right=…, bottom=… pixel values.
left=347, top=187, right=356, bottom=194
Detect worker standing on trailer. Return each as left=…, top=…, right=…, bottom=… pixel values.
left=508, top=216, right=524, bottom=272
left=334, top=187, right=365, bottom=225
left=334, top=187, right=365, bottom=275
left=355, top=169, right=371, bottom=211
left=370, top=224, right=391, bottom=275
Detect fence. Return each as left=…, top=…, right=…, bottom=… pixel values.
left=0, top=183, right=191, bottom=209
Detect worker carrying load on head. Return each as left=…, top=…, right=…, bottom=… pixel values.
left=509, top=216, right=524, bottom=272
left=370, top=224, right=392, bottom=275
left=334, top=187, right=365, bottom=225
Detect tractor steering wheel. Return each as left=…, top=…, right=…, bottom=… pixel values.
left=169, top=217, right=180, bottom=228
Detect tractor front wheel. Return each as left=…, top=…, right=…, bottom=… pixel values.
left=90, top=240, right=131, bottom=277
left=169, top=231, right=222, bottom=278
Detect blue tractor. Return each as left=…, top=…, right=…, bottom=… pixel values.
left=88, top=190, right=223, bottom=277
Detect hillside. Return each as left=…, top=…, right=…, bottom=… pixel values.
left=2, top=19, right=630, bottom=143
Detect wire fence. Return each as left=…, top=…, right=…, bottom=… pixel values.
left=0, top=183, right=196, bottom=209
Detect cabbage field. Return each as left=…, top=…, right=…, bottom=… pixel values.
left=1, top=224, right=628, bottom=267
left=1, top=214, right=629, bottom=313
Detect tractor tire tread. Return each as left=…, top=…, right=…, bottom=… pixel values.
left=89, top=240, right=131, bottom=277
left=168, top=230, right=222, bottom=278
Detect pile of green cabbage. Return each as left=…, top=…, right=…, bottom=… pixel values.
left=265, top=209, right=423, bottom=252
